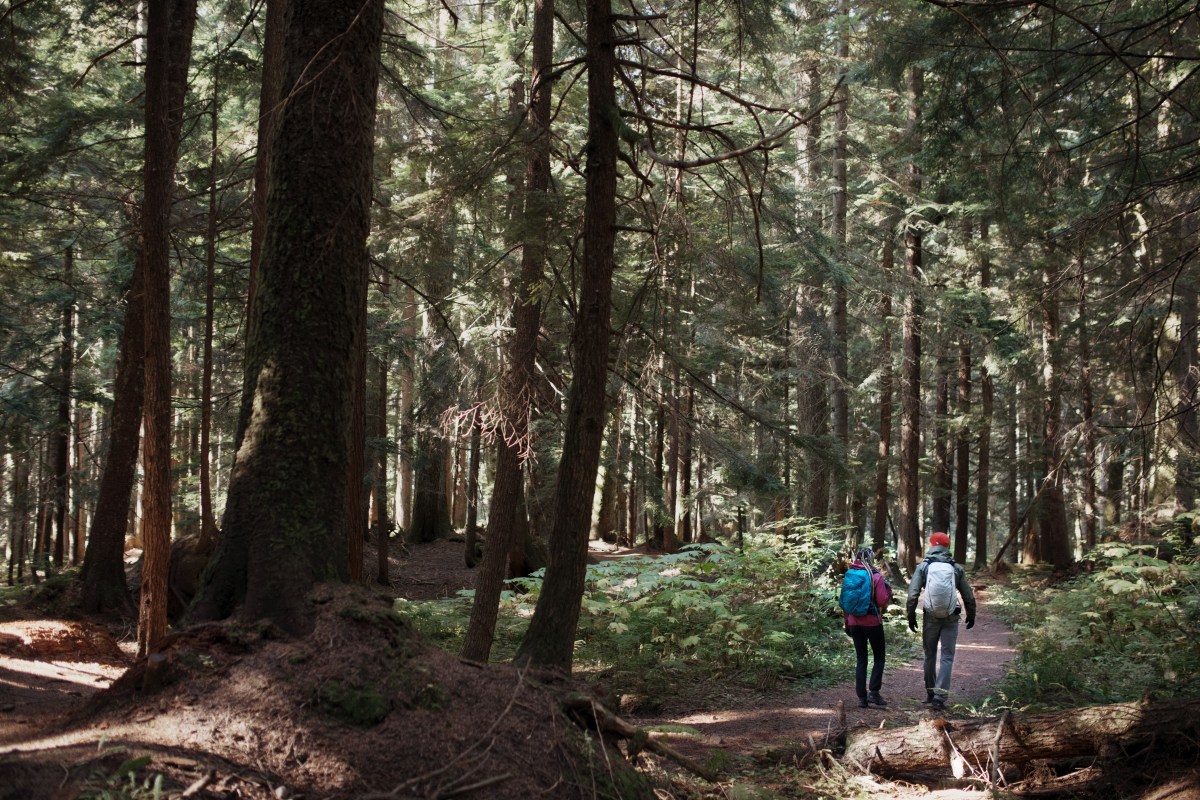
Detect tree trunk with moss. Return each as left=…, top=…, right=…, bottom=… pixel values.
left=189, top=0, right=384, bottom=633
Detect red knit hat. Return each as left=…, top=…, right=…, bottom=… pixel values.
left=929, top=531, right=951, bottom=547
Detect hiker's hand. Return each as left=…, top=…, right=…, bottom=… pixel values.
left=965, top=616, right=975, bottom=630
left=908, top=615, right=918, bottom=633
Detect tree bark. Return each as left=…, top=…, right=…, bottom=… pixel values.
left=246, top=0, right=286, bottom=337
left=52, top=246, right=75, bottom=568
left=1038, top=261, right=1072, bottom=570
left=372, top=352, right=390, bottom=585
left=933, top=349, right=952, bottom=534
left=461, top=0, right=554, bottom=662
left=974, top=221, right=992, bottom=568
left=199, top=84, right=220, bottom=549
left=844, top=698, right=1200, bottom=777
left=1079, top=263, right=1098, bottom=549
left=514, top=0, right=618, bottom=671
left=139, top=0, right=196, bottom=657
left=898, top=66, right=924, bottom=575
left=954, top=338, right=970, bottom=563
left=830, top=0, right=850, bottom=529
left=79, top=245, right=143, bottom=613
left=873, top=225, right=895, bottom=551
left=189, top=0, right=384, bottom=633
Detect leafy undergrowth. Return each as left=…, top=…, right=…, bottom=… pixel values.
left=988, top=535, right=1200, bottom=708
left=398, top=533, right=917, bottom=711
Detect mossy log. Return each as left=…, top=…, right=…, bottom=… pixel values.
left=843, top=697, right=1200, bottom=776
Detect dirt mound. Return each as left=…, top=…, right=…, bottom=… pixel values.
left=1, top=584, right=646, bottom=799
left=0, top=620, right=125, bottom=662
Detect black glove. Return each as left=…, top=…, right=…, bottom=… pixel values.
left=965, top=616, right=975, bottom=630
left=908, top=614, right=918, bottom=633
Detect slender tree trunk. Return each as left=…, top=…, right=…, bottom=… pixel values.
left=873, top=225, right=892, bottom=551
left=830, top=0, right=850, bottom=529
left=199, top=86, right=220, bottom=547
left=52, top=247, right=75, bottom=567
left=462, top=412, right=481, bottom=568
left=346, top=271, right=368, bottom=581
left=1175, top=270, right=1199, bottom=515
left=954, top=338, right=971, bottom=562
left=514, top=0, right=618, bottom=671
left=189, top=0, right=384, bottom=632
left=397, top=285, right=417, bottom=531
left=79, top=250, right=142, bottom=613
left=373, top=352, right=391, bottom=585
left=676, top=384, right=694, bottom=544
left=1079, top=263, right=1098, bottom=548
left=898, top=66, right=924, bottom=574
left=139, top=0, right=197, bottom=656
left=933, top=349, right=951, bottom=533
left=1038, top=261, right=1072, bottom=569
left=975, top=221, right=992, bottom=568
left=461, top=0, right=553, bottom=661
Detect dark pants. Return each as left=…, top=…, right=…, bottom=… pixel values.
left=848, top=624, right=886, bottom=697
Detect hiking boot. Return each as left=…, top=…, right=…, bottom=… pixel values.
left=857, top=695, right=869, bottom=708
left=923, top=692, right=936, bottom=704
left=930, top=696, right=946, bottom=711
left=867, top=691, right=887, bottom=707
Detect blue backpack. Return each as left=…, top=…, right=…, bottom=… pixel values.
left=838, top=567, right=876, bottom=616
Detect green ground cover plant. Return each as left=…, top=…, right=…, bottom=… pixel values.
left=397, top=534, right=915, bottom=701
left=989, top=535, right=1200, bottom=707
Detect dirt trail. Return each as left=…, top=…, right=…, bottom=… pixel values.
left=633, top=587, right=1016, bottom=760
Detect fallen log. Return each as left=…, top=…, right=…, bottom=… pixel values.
left=843, top=697, right=1200, bottom=777
left=561, top=692, right=720, bottom=783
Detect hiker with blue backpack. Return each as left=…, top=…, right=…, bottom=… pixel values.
left=906, top=531, right=977, bottom=711
left=840, top=546, right=893, bottom=708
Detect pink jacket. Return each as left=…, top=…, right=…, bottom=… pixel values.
left=844, top=561, right=893, bottom=627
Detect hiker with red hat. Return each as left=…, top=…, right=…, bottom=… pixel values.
left=905, top=531, right=977, bottom=711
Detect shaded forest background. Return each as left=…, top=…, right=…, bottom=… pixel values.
left=1, top=0, right=1198, bottom=659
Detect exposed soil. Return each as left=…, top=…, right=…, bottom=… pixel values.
left=629, top=583, right=1015, bottom=765
left=3, top=540, right=1196, bottom=800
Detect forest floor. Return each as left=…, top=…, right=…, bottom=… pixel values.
left=0, top=537, right=1120, bottom=800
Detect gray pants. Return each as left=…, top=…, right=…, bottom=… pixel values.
left=922, top=613, right=960, bottom=697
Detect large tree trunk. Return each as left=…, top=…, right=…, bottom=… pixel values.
left=189, top=0, right=384, bottom=633
left=513, top=0, right=618, bottom=671
left=139, top=0, right=197, bottom=657
left=844, top=698, right=1200, bottom=778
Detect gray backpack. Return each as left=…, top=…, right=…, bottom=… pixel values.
left=921, top=559, right=959, bottom=618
